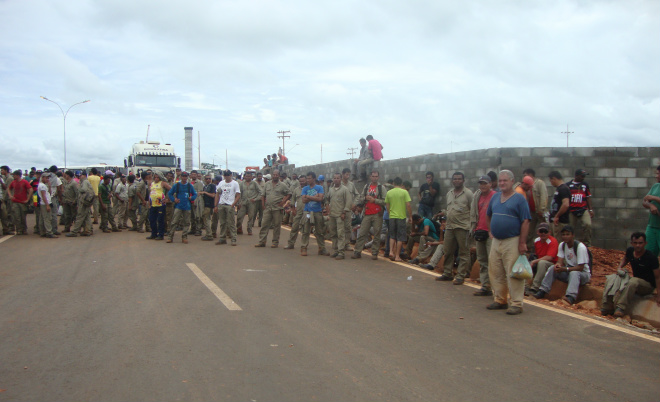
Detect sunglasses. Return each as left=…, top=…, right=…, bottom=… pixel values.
left=538, top=229, right=549, bottom=234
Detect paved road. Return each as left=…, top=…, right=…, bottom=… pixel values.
left=1, top=218, right=658, bottom=401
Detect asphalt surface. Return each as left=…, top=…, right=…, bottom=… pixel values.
left=1, top=216, right=659, bottom=402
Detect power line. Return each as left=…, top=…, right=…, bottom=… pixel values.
left=561, top=124, right=574, bottom=147
left=347, top=147, right=358, bottom=159
left=277, top=130, right=291, bottom=156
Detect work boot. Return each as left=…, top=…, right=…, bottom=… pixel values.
left=182, top=238, right=188, bottom=244
left=318, top=249, right=330, bottom=256
left=65, top=233, right=78, bottom=237
left=301, top=248, right=308, bottom=256
left=216, top=239, right=227, bottom=245
left=351, top=252, right=361, bottom=259
left=284, top=245, right=295, bottom=250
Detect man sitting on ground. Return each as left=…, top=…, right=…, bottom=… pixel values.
left=601, top=232, right=660, bottom=317
left=533, top=225, right=590, bottom=305
left=407, top=214, right=440, bottom=265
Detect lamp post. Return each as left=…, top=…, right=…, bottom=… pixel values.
left=40, top=96, right=90, bottom=168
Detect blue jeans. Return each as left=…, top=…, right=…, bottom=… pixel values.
left=149, top=205, right=166, bottom=237
left=418, top=204, right=433, bottom=219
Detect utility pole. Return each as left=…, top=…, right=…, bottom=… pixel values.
left=347, top=147, right=357, bottom=159
left=277, top=130, right=291, bottom=155
left=197, top=131, right=201, bottom=170
left=561, top=124, right=574, bottom=147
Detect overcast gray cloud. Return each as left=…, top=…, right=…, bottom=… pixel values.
left=0, top=0, right=658, bottom=172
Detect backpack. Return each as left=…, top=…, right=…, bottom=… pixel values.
left=362, top=182, right=384, bottom=200
left=563, top=240, right=593, bottom=275
left=173, top=182, right=193, bottom=199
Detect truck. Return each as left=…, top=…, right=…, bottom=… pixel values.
left=124, top=141, right=181, bottom=177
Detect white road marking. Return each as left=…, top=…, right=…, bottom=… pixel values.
left=0, top=235, right=15, bottom=244
left=186, top=263, right=242, bottom=311
left=279, top=226, right=660, bottom=343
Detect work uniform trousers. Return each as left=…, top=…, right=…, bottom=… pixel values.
left=11, top=202, right=28, bottom=234
left=442, top=228, right=470, bottom=280
left=212, top=209, right=219, bottom=237
left=168, top=209, right=191, bottom=240
left=344, top=215, right=352, bottom=248
left=256, top=202, right=264, bottom=227
left=258, top=207, right=283, bottom=246
left=489, top=236, right=525, bottom=308
left=71, top=201, right=92, bottom=234
left=327, top=215, right=346, bottom=256
left=569, top=212, right=592, bottom=247
left=0, top=198, right=11, bottom=232
left=218, top=204, right=237, bottom=242
left=127, top=207, right=138, bottom=229
left=237, top=201, right=256, bottom=234
left=201, top=206, right=213, bottom=238
left=286, top=208, right=305, bottom=247
left=165, top=203, right=174, bottom=233
left=301, top=211, right=327, bottom=252
left=530, top=260, right=554, bottom=291
left=551, top=221, right=567, bottom=239
left=354, top=213, right=383, bottom=256
left=100, top=203, right=118, bottom=231
left=475, top=237, right=492, bottom=290
left=114, top=200, right=127, bottom=228
left=527, top=213, right=543, bottom=249
left=137, top=204, right=150, bottom=231
left=92, top=198, right=100, bottom=222
left=149, top=205, right=166, bottom=238
left=602, top=277, right=655, bottom=312
left=38, top=204, right=53, bottom=236
left=62, top=202, right=77, bottom=231
left=50, top=198, right=60, bottom=233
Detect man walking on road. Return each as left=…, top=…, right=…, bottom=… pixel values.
left=352, top=170, right=386, bottom=260
left=215, top=170, right=241, bottom=246
left=167, top=172, right=197, bottom=244
left=256, top=170, right=291, bottom=248
left=486, top=170, right=531, bottom=315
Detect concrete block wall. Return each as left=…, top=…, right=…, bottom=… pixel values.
left=283, top=147, right=660, bottom=250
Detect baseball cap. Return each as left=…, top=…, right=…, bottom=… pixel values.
left=264, top=174, right=272, bottom=180
left=537, top=222, right=550, bottom=232
left=575, top=169, right=589, bottom=176
left=223, top=169, right=232, bottom=176
left=522, top=176, right=534, bottom=186
left=105, top=170, right=114, bottom=176
left=478, top=175, right=491, bottom=183
left=318, top=174, right=325, bottom=181
left=181, top=171, right=189, bottom=176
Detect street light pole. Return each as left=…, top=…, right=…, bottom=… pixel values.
left=40, top=96, right=90, bottom=168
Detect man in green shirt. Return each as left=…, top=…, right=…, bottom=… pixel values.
left=385, top=177, right=412, bottom=262
left=643, top=165, right=660, bottom=257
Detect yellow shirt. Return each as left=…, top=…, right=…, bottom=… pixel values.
left=150, top=181, right=164, bottom=207
left=88, top=175, right=101, bottom=196
left=515, top=186, right=527, bottom=200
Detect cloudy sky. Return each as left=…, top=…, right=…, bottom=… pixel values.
left=1, top=0, right=658, bottom=172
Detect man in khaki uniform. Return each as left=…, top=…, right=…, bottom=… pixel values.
left=437, top=172, right=474, bottom=284
left=326, top=172, right=352, bottom=259
left=66, top=171, right=94, bottom=237
left=255, top=170, right=290, bottom=248
left=523, top=168, right=548, bottom=248
left=284, top=175, right=307, bottom=249
left=341, top=168, right=359, bottom=251
left=61, top=170, right=79, bottom=232
left=190, top=170, right=204, bottom=236
left=164, top=171, right=175, bottom=232
left=113, top=174, right=129, bottom=229
left=136, top=171, right=150, bottom=233
left=237, top=172, right=259, bottom=236
left=126, top=175, right=139, bottom=230
left=1, top=165, right=14, bottom=234
left=254, top=172, right=266, bottom=227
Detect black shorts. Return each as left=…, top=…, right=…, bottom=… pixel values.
left=389, top=218, right=407, bottom=242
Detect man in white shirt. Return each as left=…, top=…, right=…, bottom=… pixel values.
left=214, top=170, right=241, bottom=246
left=48, top=166, right=63, bottom=235
left=533, top=225, right=590, bottom=304
left=38, top=173, right=57, bottom=238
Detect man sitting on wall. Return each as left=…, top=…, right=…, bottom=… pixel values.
left=601, top=232, right=660, bottom=317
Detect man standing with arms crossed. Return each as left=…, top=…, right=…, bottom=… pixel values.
left=352, top=170, right=386, bottom=260
left=237, top=172, right=259, bottom=236
left=300, top=172, right=329, bottom=257
left=255, top=170, right=290, bottom=248
left=326, top=173, right=352, bottom=260
left=215, top=170, right=241, bottom=246
left=486, top=170, right=531, bottom=315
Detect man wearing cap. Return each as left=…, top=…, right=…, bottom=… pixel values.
left=237, top=172, right=259, bottom=236
left=61, top=170, right=79, bottom=233
left=567, top=169, right=593, bottom=247
left=99, top=175, right=120, bottom=233
left=198, top=174, right=216, bottom=241
left=522, top=168, right=548, bottom=249
left=167, top=171, right=197, bottom=244
left=7, top=169, right=33, bottom=235
left=215, top=170, right=241, bottom=246
left=255, top=170, right=291, bottom=248
left=254, top=172, right=265, bottom=227
left=525, top=222, right=559, bottom=295
left=469, top=175, right=496, bottom=296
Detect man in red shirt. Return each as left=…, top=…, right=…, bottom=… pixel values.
left=525, top=222, right=559, bottom=295
left=352, top=170, right=386, bottom=260
left=366, top=134, right=383, bottom=162
left=8, top=170, right=33, bottom=235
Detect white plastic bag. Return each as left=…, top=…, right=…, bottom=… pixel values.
left=510, top=255, right=533, bottom=280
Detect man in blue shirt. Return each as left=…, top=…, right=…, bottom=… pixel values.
left=166, top=171, right=197, bottom=244
left=407, top=214, right=439, bottom=264
left=486, top=170, right=531, bottom=315
left=299, top=171, right=329, bottom=256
